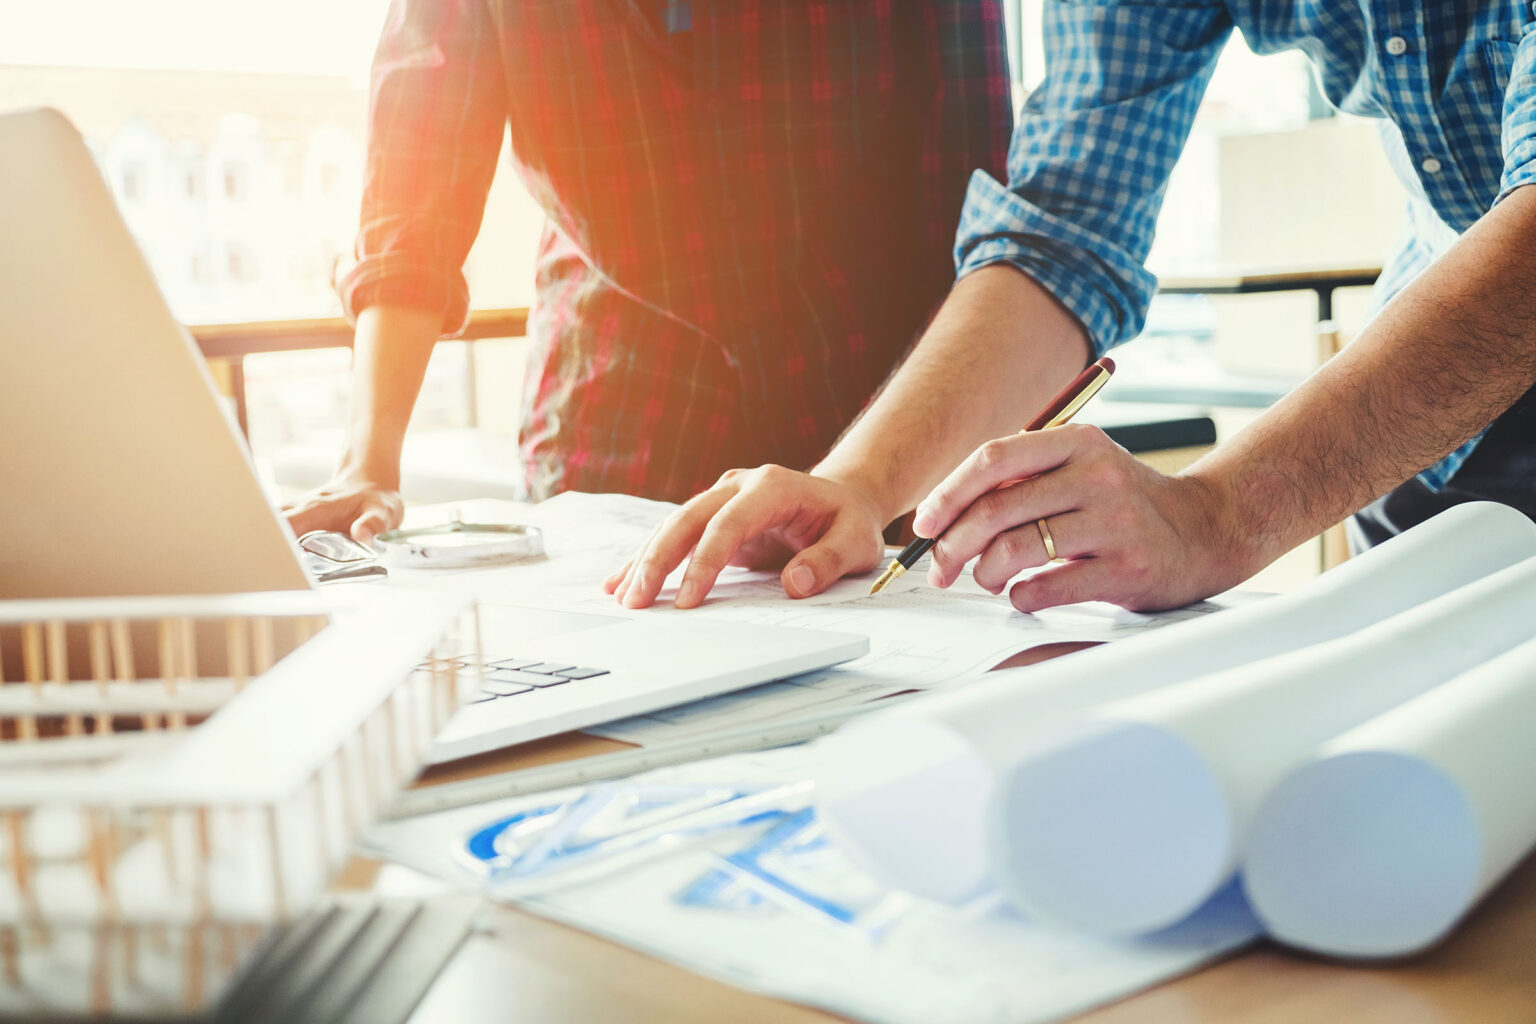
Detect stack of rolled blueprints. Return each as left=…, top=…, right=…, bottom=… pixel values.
left=813, top=501, right=1536, bottom=957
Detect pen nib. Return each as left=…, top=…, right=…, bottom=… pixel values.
left=868, top=561, right=905, bottom=596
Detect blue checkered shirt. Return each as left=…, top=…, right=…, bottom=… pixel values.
left=956, top=0, right=1536, bottom=489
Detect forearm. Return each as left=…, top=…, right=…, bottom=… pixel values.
left=1192, top=186, right=1536, bottom=574
left=340, top=304, right=443, bottom=485
left=815, top=264, right=1093, bottom=523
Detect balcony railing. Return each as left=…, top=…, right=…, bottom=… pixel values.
left=191, top=307, right=529, bottom=435
left=188, top=264, right=1379, bottom=437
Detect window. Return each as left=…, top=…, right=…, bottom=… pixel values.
left=119, top=160, right=146, bottom=202
left=223, top=162, right=245, bottom=201
left=226, top=243, right=255, bottom=282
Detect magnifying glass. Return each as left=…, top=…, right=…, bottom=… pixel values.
left=375, top=515, right=545, bottom=569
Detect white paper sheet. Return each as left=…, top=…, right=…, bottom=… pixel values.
left=1243, top=634, right=1536, bottom=958
left=812, top=501, right=1536, bottom=905
left=359, top=745, right=1261, bottom=1024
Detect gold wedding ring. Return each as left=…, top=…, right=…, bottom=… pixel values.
left=1036, top=518, right=1058, bottom=562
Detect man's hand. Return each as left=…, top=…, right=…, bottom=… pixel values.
left=914, top=424, right=1254, bottom=613
left=604, top=466, right=886, bottom=609
left=283, top=471, right=405, bottom=545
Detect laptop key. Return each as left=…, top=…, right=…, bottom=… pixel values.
left=554, top=667, right=609, bottom=680
left=521, top=662, right=576, bottom=675
left=488, top=657, right=541, bottom=671
left=480, top=679, right=535, bottom=697
left=488, top=669, right=571, bottom=688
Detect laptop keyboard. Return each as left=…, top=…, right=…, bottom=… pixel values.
left=439, top=656, right=612, bottom=703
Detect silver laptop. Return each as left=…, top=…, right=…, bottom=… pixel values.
left=0, top=107, right=868, bottom=759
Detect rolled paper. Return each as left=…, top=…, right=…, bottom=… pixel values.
left=1243, top=635, right=1536, bottom=958
left=987, top=555, right=1536, bottom=936
left=812, top=501, right=1536, bottom=905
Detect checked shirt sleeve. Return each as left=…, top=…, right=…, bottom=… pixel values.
left=1497, top=28, right=1536, bottom=202
left=337, top=0, right=508, bottom=338
left=955, top=0, right=1233, bottom=355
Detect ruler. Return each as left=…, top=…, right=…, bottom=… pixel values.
left=380, top=698, right=907, bottom=821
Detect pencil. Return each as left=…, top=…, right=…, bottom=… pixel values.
left=869, top=356, right=1116, bottom=595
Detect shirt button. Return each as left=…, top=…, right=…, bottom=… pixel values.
left=1421, top=156, right=1442, bottom=174
left=1385, top=35, right=1409, bottom=56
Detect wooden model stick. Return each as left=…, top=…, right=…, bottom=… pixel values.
left=46, top=619, right=84, bottom=736
left=193, top=807, right=213, bottom=917
left=169, top=617, right=195, bottom=730
left=185, top=920, right=206, bottom=1010
left=91, top=920, right=112, bottom=1017
left=108, top=618, right=135, bottom=690
left=0, top=925, right=18, bottom=987
left=384, top=689, right=403, bottom=786
left=225, top=617, right=249, bottom=693
left=358, top=715, right=380, bottom=818
left=153, top=619, right=176, bottom=732
left=4, top=811, right=35, bottom=926
left=155, top=808, right=180, bottom=890
left=123, top=922, right=140, bottom=988
left=88, top=621, right=113, bottom=735
left=264, top=805, right=287, bottom=921
left=85, top=808, right=118, bottom=919
left=311, top=772, right=331, bottom=872
left=335, top=741, right=359, bottom=838
left=251, top=617, right=275, bottom=677
left=19, top=623, right=42, bottom=741
left=218, top=921, right=239, bottom=972
left=445, top=656, right=462, bottom=724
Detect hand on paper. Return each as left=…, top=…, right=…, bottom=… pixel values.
left=283, top=471, right=405, bottom=545
left=604, top=465, right=885, bottom=608
left=914, top=424, right=1248, bottom=613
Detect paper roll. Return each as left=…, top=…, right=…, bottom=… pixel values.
left=1243, top=635, right=1536, bottom=958
left=813, top=502, right=1536, bottom=905
left=986, top=555, right=1536, bottom=936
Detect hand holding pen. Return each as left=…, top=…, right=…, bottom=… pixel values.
left=870, top=356, right=1116, bottom=595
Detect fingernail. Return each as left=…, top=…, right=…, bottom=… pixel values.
left=912, top=507, right=934, bottom=536
left=787, top=565, right=815, bottom=596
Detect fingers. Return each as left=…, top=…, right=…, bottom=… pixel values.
left=967, top=509, right=1094, bottom=594
left=618, top=488, right=735, bottom=609
left=779, top=511, right=884, bottom=599
left=675, top=492, right=795, bottom=608
left=912, top=425, right=1096, bottom=539
left=602, top=559, right=633, bottom=595
left=285, top=496, right=354, bottom=538
left=284, top=481, right=402, bottom=544
left=612, top=519, right=672, bottom=604
left=348, top=491, right=403, bottom=544
left=609, top=465, right=886, bottom=609
left=350, top=508, right=391, bottom=545
left=1008, top=558, right=1121, bottom=613
left=926, top=465, right=1088, bottom=588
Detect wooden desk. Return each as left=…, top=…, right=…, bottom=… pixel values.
left=395, top=645, right=1536, bottom=1024
left=404, top=857, right=1536, bottom=1024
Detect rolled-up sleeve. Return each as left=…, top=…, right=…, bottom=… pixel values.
left=337, top=0, right=507, bottom=337
left=954, top=0, right=1232, bottom=355
left=1497, top=30, right=1536, bottom=201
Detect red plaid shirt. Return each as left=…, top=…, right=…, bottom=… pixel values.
left=340, top=0, right=1012, bottom=503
